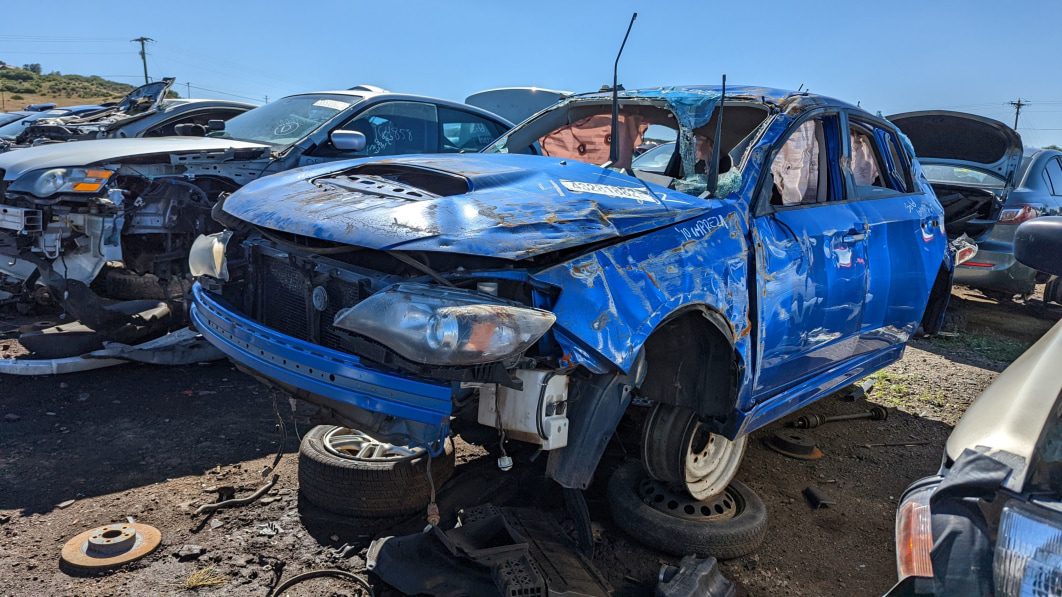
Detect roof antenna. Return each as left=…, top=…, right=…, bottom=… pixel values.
left=707, top=74, right=726, bottom=195
left=607, top=12, right=637, bottom=168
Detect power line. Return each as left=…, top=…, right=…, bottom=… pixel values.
left=1009, top=98, right=1029, bottom=130
left=185, top=84, right=262, bottom=103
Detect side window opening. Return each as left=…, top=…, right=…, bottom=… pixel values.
left=437, top=107, right=506, bottom=153
left=770, top=118, right=827, bottom=207
left=1045, top=157, right=1062, bottom=196
left=144, top=108, right=244, bottom=137
left=880, top=131, right=912, bottom=193
left=849, top=123, right=886, bottom=190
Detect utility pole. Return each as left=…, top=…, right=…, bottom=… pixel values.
left=130, top=36, right=154, bottom=85
left=264, top=95, right=269, bottom=104
left=186, top=82, right=191, bottom=98
left=1009, top=98, right=1028, bottom=130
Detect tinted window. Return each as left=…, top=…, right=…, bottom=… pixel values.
left=341, top=101, right=439, bottom=156
left=1045, top=157, right=1062, bottom=196
left=437, top=107, right=505, bottom=153
left=881, top=131, right=912, bottom=192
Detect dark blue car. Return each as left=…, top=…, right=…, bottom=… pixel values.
left=189, top=85, right=952, bottom=525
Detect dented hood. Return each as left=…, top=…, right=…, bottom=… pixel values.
left=888, top=110, right=1024, bottom=184
left=0, top=137, right=270, bottom=180
left=222, top=153, right=715, bottom=260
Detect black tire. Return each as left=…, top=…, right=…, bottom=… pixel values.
left=103, top=269, right=190, bottom=300
left=607, top=461, right=766, bottom=559
left=298, top=425, right=455, bottom=518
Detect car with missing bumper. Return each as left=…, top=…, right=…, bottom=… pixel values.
left=191, top=84, right=959, bottom=555
left=0, top=86, right=510, bottom=319
left=890, top=216, right=1062, bottom=596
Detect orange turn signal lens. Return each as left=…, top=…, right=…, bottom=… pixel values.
left=72, top=182, right=104, bottom=192
left=84, top=169, right=113, bottom=180
left=896, top=488, right=935, bottom=579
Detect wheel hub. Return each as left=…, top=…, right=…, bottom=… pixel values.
left=638, top=476, right=740, bottom=522
left=323, top=427, right=423, bottom=461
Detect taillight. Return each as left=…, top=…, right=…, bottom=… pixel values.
left=896, top=482, right=936, bottom=580
left=994, top=501, right=1062, bottom=596
left=999, top=206, right=1041, bottom=225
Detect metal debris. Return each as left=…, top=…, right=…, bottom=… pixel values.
left=763, top=430, right=823, bottom=460
left=790, top=406, right=888, bottom=429
left=60, top=522, right=162, bottom=570
left=803, top=485, right=837, bottom=509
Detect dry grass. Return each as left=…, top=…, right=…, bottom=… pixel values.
left=183, top=566, right=226, bottom=590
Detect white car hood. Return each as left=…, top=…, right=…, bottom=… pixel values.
left=0, top=137, right=270, bottom=180
left=946, top=318, right=1062, bottom=491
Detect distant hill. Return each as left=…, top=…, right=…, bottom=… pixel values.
left=0, top=63, right=136, bottom=110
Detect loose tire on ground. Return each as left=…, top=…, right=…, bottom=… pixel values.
left=607, top=461, right=767, bottom=559
left=297, top=425, right=454, bottom=518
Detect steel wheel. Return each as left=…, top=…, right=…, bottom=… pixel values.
left=684, top=427, right=746, bottom=500
left=642, top=403, right=747, bottom=500
left=323, top=427, right=423, bottom=461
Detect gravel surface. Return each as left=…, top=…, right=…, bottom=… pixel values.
left=0, top=287, right=1058, bottom=596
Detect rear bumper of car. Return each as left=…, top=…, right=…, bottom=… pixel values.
left=955, top=247, right=1037, bottom=295
left=190, top=282, right=454, bottom=448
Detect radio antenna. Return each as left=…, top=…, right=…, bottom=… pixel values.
left=608, top=12, right=637, bottom=167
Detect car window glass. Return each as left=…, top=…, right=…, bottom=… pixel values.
left=437, top=107, right=505, bottom=153
left=209, top=94, right=358, bottom=147
left=770, top=119, right=823, bottom=206
left=340, top=101, right=440, bottom=156
left=1045, top=157, right=1062, bottom=196
left=633, top=141, right=677, bottom=173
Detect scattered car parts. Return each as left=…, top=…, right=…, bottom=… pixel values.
left=606, top=461, right=766, bottom=559
left=367, top=504, right=610, bottom=596
left=297, top=425, right=454, bottom=518
left=790, top=406, right=888, bottom=429
left=763, top=431, right=824, bottom=460
left=60, top=522, right=161, bottom=570
left=656, top=555, right=736, bottom=597
left=803, top=485, right=837, bottom=509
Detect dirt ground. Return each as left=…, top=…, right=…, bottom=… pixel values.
left=1, top=286, right=1058, bottom=596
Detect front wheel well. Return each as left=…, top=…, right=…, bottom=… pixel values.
left=638, top=308, right=740, bottom=419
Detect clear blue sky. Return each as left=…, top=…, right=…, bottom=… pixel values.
left=3, top=0, right=1061, bottom=147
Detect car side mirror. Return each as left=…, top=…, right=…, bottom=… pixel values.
left=206, top=119, right=226, bottom=131
left=1014, top=216, right=1062, bottom=276
left=330, top=129, right=367, bottom=152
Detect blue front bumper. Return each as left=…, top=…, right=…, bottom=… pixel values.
left=190, top=283, right=454, bottom=447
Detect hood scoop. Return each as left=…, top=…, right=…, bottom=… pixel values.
left=317, top=163, right=471, bottom=202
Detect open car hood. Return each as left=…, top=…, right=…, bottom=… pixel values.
left=888, top=110, right=1024, bottom=185
left=0, top=137, right=271, bottom=180
left=222, top=153, right=715, bottom=260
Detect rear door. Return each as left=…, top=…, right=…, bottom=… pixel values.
left=844, top=113, right=944, bottom=355
left=751, top=111, right=870, bottom=399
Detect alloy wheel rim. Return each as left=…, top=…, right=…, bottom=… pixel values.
left=323, top=426, right=422, bottom=461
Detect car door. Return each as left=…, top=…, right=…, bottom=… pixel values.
left=843, top=113, right=943, bottom=355
left=751, top=111, right=870, bottom=399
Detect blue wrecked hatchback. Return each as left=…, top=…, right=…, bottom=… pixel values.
left=189, top=85, right=954, bottom=552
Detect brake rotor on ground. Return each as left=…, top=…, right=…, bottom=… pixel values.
left=60, top=522, right=161, bottom=570
left=764, top=430, right=824, bottom=460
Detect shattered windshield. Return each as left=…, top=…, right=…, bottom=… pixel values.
left=208, top=94, right=359, bottom=148
left=485, top=95, right=766, bottom=197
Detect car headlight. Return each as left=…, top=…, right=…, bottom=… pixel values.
left=9, top=167, right=114, bottom=198
left=994, top=501, right=1062, bottom=596
left=332, top=283, right=556, bottom=366
left=188, top=231, right=232, bottom=281
left=895, top=479, right=936, bottom=581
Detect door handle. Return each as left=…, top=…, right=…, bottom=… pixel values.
left=842, top=229, right=866, bottom=243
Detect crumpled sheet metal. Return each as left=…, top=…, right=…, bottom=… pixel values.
left=533, top=205, right=751, bottom=379
left=0, top=327, right=224, bottom=376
